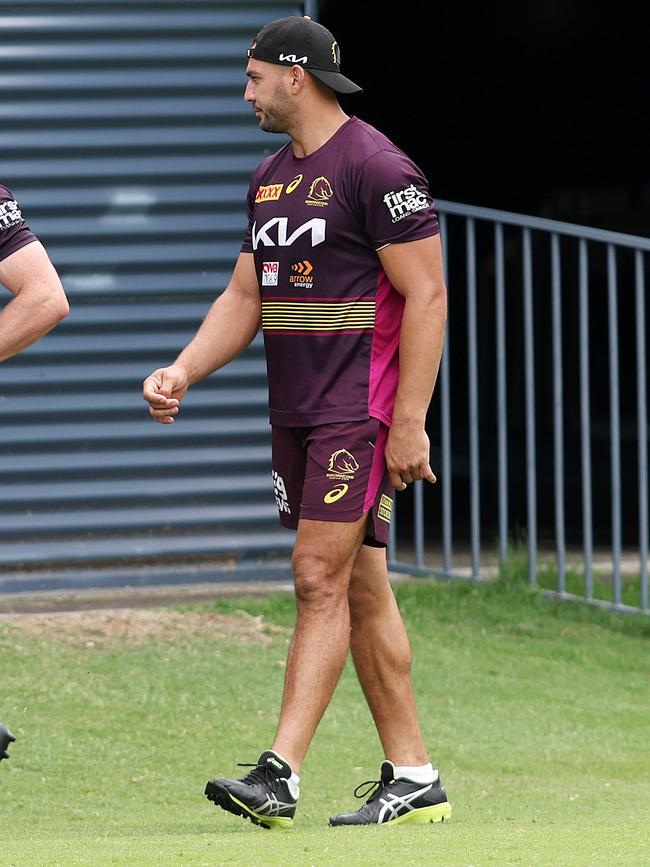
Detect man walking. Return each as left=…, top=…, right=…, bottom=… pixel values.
left=143, top=16, right=449, bottom=829
left=1, top=184, right=69, bottom=761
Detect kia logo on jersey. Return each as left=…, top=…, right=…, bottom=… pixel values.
left=252, top=217, right=326, bottom=250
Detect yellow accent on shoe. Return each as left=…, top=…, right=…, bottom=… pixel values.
left=228, top=793, right=294, bottom=830
left=387, top=802, right=452, bottom=826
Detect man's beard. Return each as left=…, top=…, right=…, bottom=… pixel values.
left=258, top=112, right=286, bottom=134
left=257, top=85, right=295, bottom=134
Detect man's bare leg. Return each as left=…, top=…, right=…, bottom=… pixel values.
left=271, top=515, right=368, bottom=771
left=347, top=544, right=428, bottom=765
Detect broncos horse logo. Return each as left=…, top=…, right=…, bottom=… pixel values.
left=305, top=176, right=333, bottom=206
left=327, top=449, right=359, bottom=478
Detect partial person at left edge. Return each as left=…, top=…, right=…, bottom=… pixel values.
left=0, top=184, right=69, bottom=762
left=0, top=183, right=69, bottom=363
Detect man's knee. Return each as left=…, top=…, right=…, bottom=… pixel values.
left=292, top=550, right=348, bottom=608
left=348, top=563, right=389, bottom=623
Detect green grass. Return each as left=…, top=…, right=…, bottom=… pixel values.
left=1, top=578, right=649, bottom=866
left=499, top=538, right=648, bottom=610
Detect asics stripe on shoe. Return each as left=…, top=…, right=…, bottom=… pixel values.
left=329, top=760, right=451, bottom=827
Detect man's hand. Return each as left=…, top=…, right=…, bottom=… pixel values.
left=142, top=363, right=189, bottom=424
left=385, top=420, right=437, bottom=491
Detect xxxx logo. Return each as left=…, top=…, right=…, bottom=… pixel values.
left=255, top=183, right=283, bottom=203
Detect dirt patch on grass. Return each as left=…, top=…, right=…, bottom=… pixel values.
left=0, top=608, right=289, bottom=648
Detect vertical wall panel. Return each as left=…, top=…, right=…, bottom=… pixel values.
left=0, top=1, right=301, bottom=591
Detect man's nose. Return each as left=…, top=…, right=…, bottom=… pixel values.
left=244, top=82, right=254, bottom=102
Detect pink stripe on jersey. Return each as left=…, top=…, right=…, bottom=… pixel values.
left=363, top=421, right=390, bottom=514
left=368, top=269, right=405, bottom=426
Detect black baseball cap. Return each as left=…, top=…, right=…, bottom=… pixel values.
left=247, top=16, right=363, bottom=95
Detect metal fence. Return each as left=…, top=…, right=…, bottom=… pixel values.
left=388, top=200, right=650, bottom=617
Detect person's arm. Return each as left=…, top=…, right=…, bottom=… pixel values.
left=378, top=234, right=447, bottom=490
left=0, top=241, right=70, bottom=362
left=143, top=251, right=261, bottom=424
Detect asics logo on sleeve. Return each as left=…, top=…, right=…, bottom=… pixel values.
left=252, top=217, right=326, bottom=250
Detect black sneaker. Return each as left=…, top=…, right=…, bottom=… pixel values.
left=329, top=760, right=452, bottom=826
left=0, top=722, right=15, bottom=762
left=205, top=750, right=297, bottom=830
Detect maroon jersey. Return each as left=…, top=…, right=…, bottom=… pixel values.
left=0, top=185, right=37, bottom=263
left=241, top=116, right=439, bottom=427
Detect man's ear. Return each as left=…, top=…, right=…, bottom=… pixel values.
left=289, top=64, right=307, bottom=91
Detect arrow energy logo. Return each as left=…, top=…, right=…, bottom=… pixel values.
left=289, top=259, right=314, bottom=287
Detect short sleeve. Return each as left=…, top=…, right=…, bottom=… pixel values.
left=0, top=185, right=38, bottom=262
left=240, top=177, right=256, bottom=254
left=355, top=150, right=439, bottom=250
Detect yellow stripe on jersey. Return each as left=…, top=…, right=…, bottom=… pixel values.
left=262, top=300, right=375, bottom=332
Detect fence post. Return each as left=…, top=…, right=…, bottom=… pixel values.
left=607, top=245, right=622, bottom=605
left=579, top=239, right=594, bottom=598
left=523, top=228, right=537, bottom=584
left=635, top=250, right=649, bottom=610
left=466, top=218, right=480, bottom=579
left=551, top=233, right=566, bottom=592
left=495, top=222, right=508, bottom=571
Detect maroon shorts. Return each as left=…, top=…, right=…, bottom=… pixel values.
left=271, top=417, right=395, bottom=546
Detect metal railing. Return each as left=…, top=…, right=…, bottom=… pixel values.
left=388, top=200, right=650, bottom=616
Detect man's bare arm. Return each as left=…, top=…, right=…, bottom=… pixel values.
left=378, top=234, right=447, bottom=489
left=0, top=241, right=70, bottom=362
left=143, top=252, right=261, bottom=424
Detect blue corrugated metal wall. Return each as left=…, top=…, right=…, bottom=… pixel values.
left=0, top=1, right=302, bottom=592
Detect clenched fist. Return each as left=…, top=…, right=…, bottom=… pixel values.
left=142, top=363, right=189, bottom=424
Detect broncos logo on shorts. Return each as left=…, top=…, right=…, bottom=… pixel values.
left=327, top=449, right=359, bottom=480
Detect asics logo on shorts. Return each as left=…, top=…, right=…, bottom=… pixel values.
left=323, top=483, right=349, bottom=504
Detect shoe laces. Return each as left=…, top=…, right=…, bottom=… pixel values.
left=353, top=776, right=391, bottom=804
left=237, top=760, right=280, bottom=792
